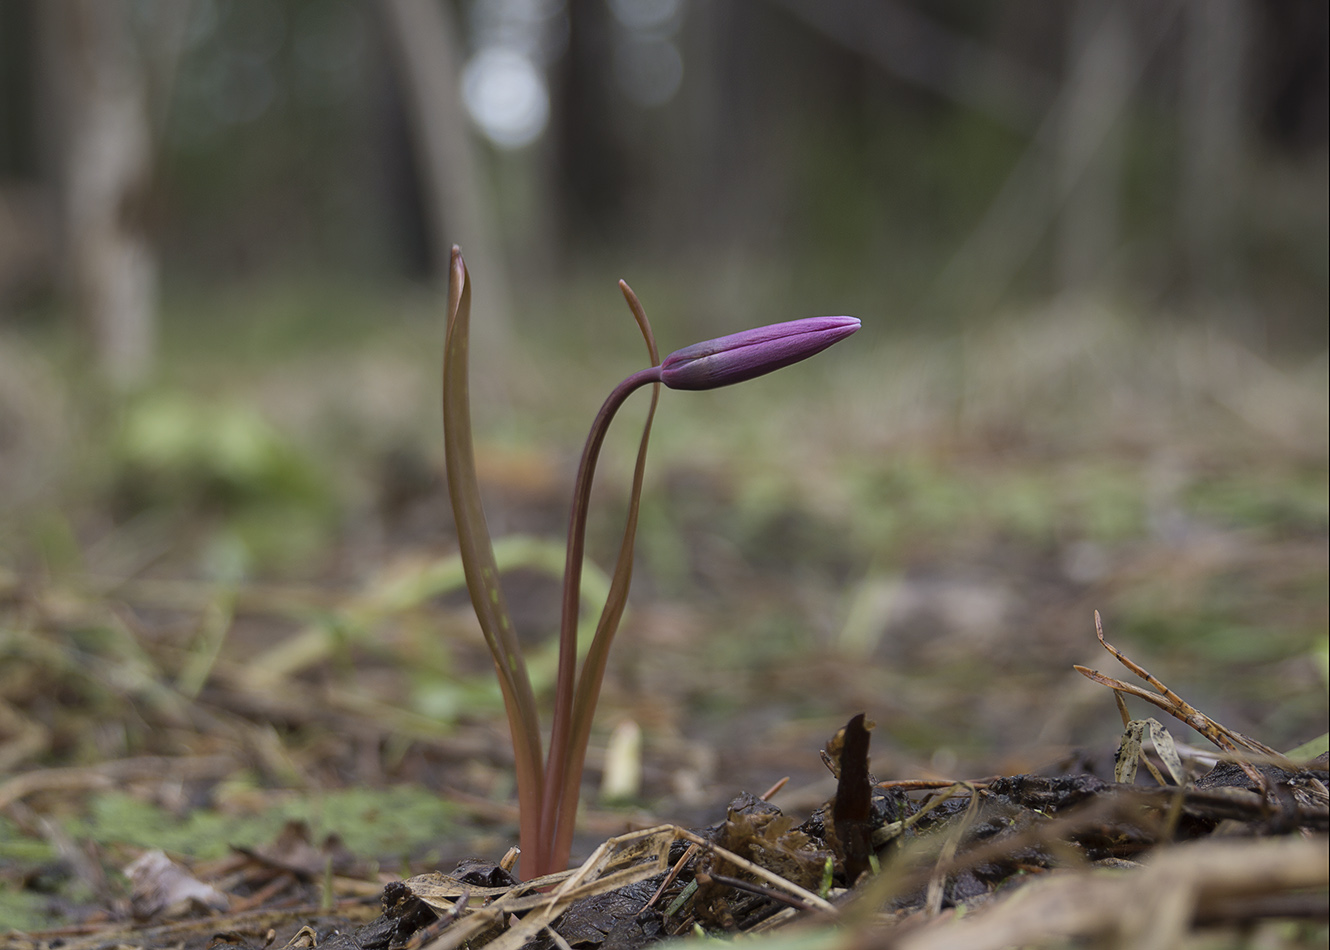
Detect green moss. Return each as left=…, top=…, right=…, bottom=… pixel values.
left=844, top=457, right=1149, bottom=555
left=1183, top=470, right=1330, bottom=532
left=0, top=816, right=54, bottom=864
left=61, top=786, right=457, bottom=863
left=0, top=886, right=55, bottom=933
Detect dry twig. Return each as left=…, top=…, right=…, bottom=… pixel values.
left=1074, top=611, right=1291, bottom=790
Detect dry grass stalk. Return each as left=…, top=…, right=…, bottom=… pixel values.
left=1075, top=611, right=1294, bottom=789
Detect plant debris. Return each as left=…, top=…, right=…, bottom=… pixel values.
left=5, top=617, right=1324, bottom=949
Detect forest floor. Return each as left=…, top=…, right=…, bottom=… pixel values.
left=0, top=291, right=1326, bottom=946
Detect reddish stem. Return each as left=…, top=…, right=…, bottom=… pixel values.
left=536, top=364, right=662, bottom=875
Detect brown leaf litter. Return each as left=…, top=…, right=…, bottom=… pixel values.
left=2, top=616, right=1326, bottom=950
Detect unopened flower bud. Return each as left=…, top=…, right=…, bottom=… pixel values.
left=658, top=316, right=860, bottom=391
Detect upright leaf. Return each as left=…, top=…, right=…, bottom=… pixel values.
left=442, top=247, right=545, bottom=875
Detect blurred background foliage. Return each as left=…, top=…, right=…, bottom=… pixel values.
left=0, top=0, right=1327, bottom=921
left=1, top=0, right=1325, bottom=336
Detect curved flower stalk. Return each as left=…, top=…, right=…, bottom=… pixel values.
left=442, top=246, right=859, bottom=877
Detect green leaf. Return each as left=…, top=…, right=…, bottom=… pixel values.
left=1284, top=732, right=1329, bottom=762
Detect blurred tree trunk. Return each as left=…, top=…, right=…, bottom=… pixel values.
left=936, top=0, right=1181, bottom=312
left=1181, top=0, right=1248, bottom=302
left=379, top=0, right=510, bottom=350
left=1056, top=0, right=1131, bottom=296
left=548, top=0, right=624, bottom=259
left=41, top=0, right=157, bottom=390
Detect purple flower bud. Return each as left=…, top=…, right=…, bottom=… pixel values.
left=659, top=316, right=860, bottom=391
